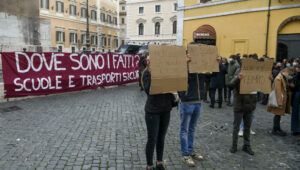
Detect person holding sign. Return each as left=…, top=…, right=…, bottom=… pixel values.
left=227, top=67, right=257, bottom=155
left=141, top=53, right=177, bottom=170
left=178, top=54, right=204, bottom=167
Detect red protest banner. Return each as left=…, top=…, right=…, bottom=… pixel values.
left=1, top=52, right=140, bottom=98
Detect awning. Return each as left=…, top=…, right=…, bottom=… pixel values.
left=193, top=25, right=216, bottom=40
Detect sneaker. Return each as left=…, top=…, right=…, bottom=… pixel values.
left=238, top=130, right=243, bottom=137
left=250, top=130, right=256, bottom=135
left=190, top=152, right=204, bottom=161
left=242, top=145, right=255, bottom=155
left=182, top=156, right=195, bottom=167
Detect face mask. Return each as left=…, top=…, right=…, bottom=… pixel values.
left=286, top=63, right=291, bottom=67
left=293, top=62, right=298, bottom=66
left=228, top=58, right=233, bottom=63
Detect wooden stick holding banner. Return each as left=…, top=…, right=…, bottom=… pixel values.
left=240, top=58, right=273, bottom=94
left=149, top=45, right=188, bottom=95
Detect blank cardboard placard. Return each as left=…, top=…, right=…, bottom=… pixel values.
left=149, top=45, right=188, bottom=94
left=240, top=58, right=273, bottom=94
left=188, top=44, right=219, bottom=73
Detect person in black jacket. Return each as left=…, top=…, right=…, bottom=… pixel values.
left=291, top=65, right=300, bottom=136
left=141, top=53, right=176, bottom=170
left=209, top=59, right=227, bottom=108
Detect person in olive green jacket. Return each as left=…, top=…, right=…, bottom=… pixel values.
left=227, top=66, right=257, bottom=156
left=225, top=55, right=240, bottom=106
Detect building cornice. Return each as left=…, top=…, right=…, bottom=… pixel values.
left=179, top=0, right=248, bottom=11
left=184, top=3, right=300, bottom=21
left=127, top=0, right=176, bottom=5
left=40, top=13, right=120, bottom=31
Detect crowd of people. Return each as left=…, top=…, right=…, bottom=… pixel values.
left=138, top=52, right=300, bottom=170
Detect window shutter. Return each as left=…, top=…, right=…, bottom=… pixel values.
left=96, top=36, right=98, bottom=46
left=56, top=2, right=58, bottom=12
left=75, top=6, right=77, bottom=15
left=56, top=31, right=59, bottom=42
left=46, top=0, right=49, bottom=9
left=40, top=0, right=43, bottom=8
left=75, top=34, right=78, bottom=43
left=63, top=32, right=65, bottom=42
left=69, top=33, right=72, bottom=43
left=69, top=5, right=71, bottom=14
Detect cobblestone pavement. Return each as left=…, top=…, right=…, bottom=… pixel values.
left=0, top=84, right=299, bottom=170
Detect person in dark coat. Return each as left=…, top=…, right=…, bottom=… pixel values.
left=142, top=54, right=177, bottom=170
left=291, top=65, right=300, bottom=136
left=209, top=60, right=227, bottom=108
left=228, top=67, right=257, bottom=155
left=138, top=53, right=147, bottom=91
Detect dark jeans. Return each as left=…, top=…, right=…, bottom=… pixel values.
left=224, top=86, right=228, bottom=101
left=227, top=87, right=233, bottom=104
left=292, top=91, right=300, bottom=132
left=232, top=111, right=253, bottom=146
left=209, top=88, right=223, bottom=107
left=273, top=115, right=282, bottom=131
left=145, top=112, right=170, bottom=166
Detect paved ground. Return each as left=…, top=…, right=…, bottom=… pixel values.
left=0, top=84, right=299, bottom=170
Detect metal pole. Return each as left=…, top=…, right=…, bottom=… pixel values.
left=86, top=0, right=90, bottom=52
left=265, top=0, right=271, bottom=56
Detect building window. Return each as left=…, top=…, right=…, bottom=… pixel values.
left=56, top=31, right=65, bottom=43
left=70, top=33, right=77, bottom=44
left=40, top=0, right=49, bottom=9
left=56, top=1, right=64, bottom=13
left=155, top=5, right=161, bottom=13
left=107, top=15, right=112, bottom=24
left=81, top=8, right=87, bottom=18
left=71, top=47, right=76, bottom=53
left=100, top=13, right=106, bottom=22
left=122, top=6, right=125, bottom=10
left=174, top=3, right=178, bottom=11
left=58, top=46, right=63, bottom=52
left=114, top=38, right=119, bottom=48
left=138, top=23, right=144, bottom=35
left=81, top=34, right=86, bottom=44
left=155, top=22, right=160, bottom=35
left=91, top=35, right=97, bottom=45
left=108, top=37, right=111, bottom=46
left=103, top=37, right=107, bottom=46
left=122, top=40, right=125, bottom=45
left=121, top=18, right=125, bottom=24
left=69, top=5, right=77, bottom=16
left=173, top=21, right=177, bottom=34
left=139, top=7, right=144, bottom=14
left=91, top=10, right=97, bottom=21
left=113, top=17, right=118, bottom=25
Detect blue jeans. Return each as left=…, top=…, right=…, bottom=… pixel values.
left=179, top=103, right=201, bottom=156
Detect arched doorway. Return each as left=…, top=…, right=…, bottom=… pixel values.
left=276, top=42, right=288, bottom=62
left=193, top=25, right=216, bottom=45
left=276, top=16, right=300, bottom=61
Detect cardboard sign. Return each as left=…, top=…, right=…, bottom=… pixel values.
left=188, top=44, right=219, bottom=73
left=149, top=45, right=188, bottom=94
left=240, top=58, right=273, bottom=94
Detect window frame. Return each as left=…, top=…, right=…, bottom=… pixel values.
left=155, top=22, right=160, bottom=35
left=56, top=1, right=64, bottom=13
left=139, top=6, right=144, bottom=14
left=138, top=23, right=144, bottom=36
left=155, top=5, right=161, bottom=13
